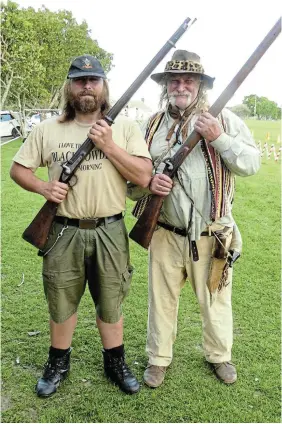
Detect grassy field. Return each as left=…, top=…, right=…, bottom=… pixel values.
left=245, top=118, right=281, bottom=144
left=1, top=121, right=281, bottom=423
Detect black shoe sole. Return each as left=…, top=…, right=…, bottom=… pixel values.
left=105, top=374, right=140, bottom=395
left=35, top=372, right=69, bottom=398
left=36, top=389, right=57, bottom=398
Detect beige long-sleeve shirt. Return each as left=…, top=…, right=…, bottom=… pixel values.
left=128, top=107, right=261, bottom=241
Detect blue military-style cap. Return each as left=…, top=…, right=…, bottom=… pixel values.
left=67, top=54, right=106, bottom=79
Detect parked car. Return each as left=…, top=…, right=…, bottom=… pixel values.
left=0, top=110, right=35, bottom=140
left=27, top=113, right=41, bottom=127
left=0, top=110, right=21, bottom=138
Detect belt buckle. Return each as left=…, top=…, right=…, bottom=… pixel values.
left=79, top=218, right=100, bottom=230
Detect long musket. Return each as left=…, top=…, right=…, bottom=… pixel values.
left=22, top=17, right=195, bottom=250
left=129, top=18, right=281, bottom=249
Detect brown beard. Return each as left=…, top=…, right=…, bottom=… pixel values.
left=67, top=87, right=104, bottom=114
left=59, top=80, right=111, bottom=123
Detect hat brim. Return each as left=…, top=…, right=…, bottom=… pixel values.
left=68, top=71, right=106, bottom=79
left=151, top=70, right=214, bottom=89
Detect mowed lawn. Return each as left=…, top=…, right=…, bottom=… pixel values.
left=245, top=118, right=281, bottom=144
left=1, top=119, right=281, bottom=423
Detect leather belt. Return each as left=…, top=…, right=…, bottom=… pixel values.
left=54, top=213, right=123, bottom=230
left=157, top=221, right=211, bottom=262
left=157, top=221, right=210, bottom=237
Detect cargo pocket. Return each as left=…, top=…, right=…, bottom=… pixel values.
left=42, top=270, right=55, bottom=299
left=120, top=265, right=134, bottom=302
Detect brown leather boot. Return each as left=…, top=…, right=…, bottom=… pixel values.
left=143, top=364, right=167, bottom=388
left=211, top=361, right=237, bottom=384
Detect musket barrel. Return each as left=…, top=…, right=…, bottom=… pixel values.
left=106, top=18, right=191, bottom=122
left=209, top=18, right=281, bottom=117
left=61, top=17, right=194, bottom=183
left=22, top=17, right=194, bottom=249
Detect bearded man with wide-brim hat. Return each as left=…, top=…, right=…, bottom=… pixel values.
left=128, top=50, right=260, bottom=388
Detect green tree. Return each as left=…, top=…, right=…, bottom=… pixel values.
left=243, top=94, right=280, bottom=120
left=1, top=1, right=113, bottom=131
left=243, top=94, right=257, bottom=116
left=228, top=104, right=251, bottom=119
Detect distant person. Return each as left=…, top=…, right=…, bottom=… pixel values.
left=10, top=54, right=152, bottom=397
left=128, top=50, right=260, bottom=388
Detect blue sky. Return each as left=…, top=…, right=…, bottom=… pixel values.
left=15, top=0, right=282, bottom=111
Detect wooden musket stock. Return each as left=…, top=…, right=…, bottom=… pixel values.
left=129, top=18, right=281, bottom=249
left=22, top=17, right=193, bottom=250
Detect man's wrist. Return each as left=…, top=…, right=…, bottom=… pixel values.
left=148, top=176, right=154, bottom=191
left=102, top=141, right=117, bottom=157
left=37, top=180, right=48, bottom=197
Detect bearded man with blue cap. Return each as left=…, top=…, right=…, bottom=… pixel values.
left=11, top=54, right=152, bottom=396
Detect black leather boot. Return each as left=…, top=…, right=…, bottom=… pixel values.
left=103, top=347, right=140, bottom=394
left=35, top=348, right=71, bottom=397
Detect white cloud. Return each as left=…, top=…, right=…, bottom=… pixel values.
left=14, top=0, right=282, bottom=110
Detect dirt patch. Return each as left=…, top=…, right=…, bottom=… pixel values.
left=1, top=395, right=12, bottom=412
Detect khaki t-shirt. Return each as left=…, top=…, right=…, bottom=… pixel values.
left=13, top=115, right=151, bottom=218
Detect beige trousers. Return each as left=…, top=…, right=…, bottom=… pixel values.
left=146, top=227, right=233, bottom=366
